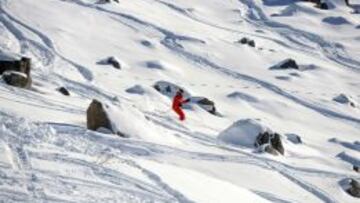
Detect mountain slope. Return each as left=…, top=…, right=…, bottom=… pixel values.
left=0, top=0, right=359, bottom=202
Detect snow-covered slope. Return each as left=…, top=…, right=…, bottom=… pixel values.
left=0, top=0, right=359, bottom=202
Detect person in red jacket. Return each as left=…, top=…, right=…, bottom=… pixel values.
left=172, top=89, right=190, bottom=121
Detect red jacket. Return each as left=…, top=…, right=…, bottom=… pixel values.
left=172, top=93, right=187, bottom=109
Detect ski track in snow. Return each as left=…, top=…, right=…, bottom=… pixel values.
left=49, top=121, right=350, bottom=203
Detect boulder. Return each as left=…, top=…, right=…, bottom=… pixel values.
left=248, top=40, right=256, bottom=47
left=270, top=59, right=299, bottom=70
left=286, top=133, right=302, bottom=144
left=333, top=94, right=356, bottom=107
left=97, top=56, right=121, bottom=69
left=354, top=165, right=359, bottom=173
left=2, top=71, right=31, bottom=88
left=191, top=97, right=217, bottom=114
left=0, top=57, right=31, bottom=76
left=57, top=87, right=70, bottom=96
left=238, top=37, right=248, bottom=44
left=126, top=85, right=145, bottom=95
left=255, top=132, right=285, bottom=155
left=318, top=2, right=329, bottom=10
left=347, top=179, right=360, bottom=198
left=87, top=99, right=113, bottom=133
left=218, top=119, right=284, bottom=155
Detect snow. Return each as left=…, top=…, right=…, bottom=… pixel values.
left=0, top=0, right=359, bottom=202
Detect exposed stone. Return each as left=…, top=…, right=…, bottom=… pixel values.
left=270, top=59, right=299, bottom=70
left=347, top=179, right=360, bottom=198
left=58, top=87, right=70, bottom=96
left=87, top=99, right=112, bottom=132
left=255, top=132, right=285, bottom=155
left=2, top=71, right=31, bottom=88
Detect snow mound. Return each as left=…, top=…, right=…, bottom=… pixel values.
left=103, top=100, right=155, bottom=139
left=218, top=119, right=272, bottom=148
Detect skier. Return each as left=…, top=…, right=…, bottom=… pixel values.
left=172, top=89, right=190, bottom=121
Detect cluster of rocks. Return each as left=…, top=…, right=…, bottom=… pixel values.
left=0, top=57, right=32, bottom=88
left=237, top=37, right=256, bottom=47
left=97, top=0, right=119, bottom=4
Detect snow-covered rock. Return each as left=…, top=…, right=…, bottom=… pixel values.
left=218, top=119, right=272, bottom=148
left=2, top=71, right=31, bottom=88
left=333, top=94, right=357, bottom=107
left=126, top=84, right=146, bottom=95
left=270, top=58, right=299, bottom=70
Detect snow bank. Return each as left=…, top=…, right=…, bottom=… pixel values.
left=218, top=119, right=272, bottom=148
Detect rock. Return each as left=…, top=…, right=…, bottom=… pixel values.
left=87, top=99, right=113, bottom=133
left=333, top=94, right=356, bottom=107
left=354, top=165, right=359, bottom=173
left=270, top=59, right=299, bottom=70
left=248, top=40, right=256, bottom=47
left=191, top=97, right=217, bottom=114
left=126, top=85, right=145, bottom=95
left=97, top=0, right=119, bottom=4
left=286, top=133, right=302, bottom=144
left=2, top=71, right=31, bottom=88
left=97, top=56, right=121, bottom=69
left=318, top=2, right=329, bottom=10
left=140, top=40, right=153, bottom=48
left=57, top=87, right=70, bottom=96
left=238, top=37, right=248, bottom=44
left=237, top=38, right=255, bottom=47
left=255, top=132, right=285, bottom=155
left=264, top=145, right=280, bottom=156
left=0, top=57, right=31, bottom=76
left=347, top=179, right=360, bottom=198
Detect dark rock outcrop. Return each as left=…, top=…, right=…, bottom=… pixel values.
left=354, top=165, right=359, bottom=173
left=0, top=57, right=32, bottom=88
left=97, top=56, right=121, bottom=69
left=270, top=59, right=299, bottom=70
left=57, top=87, right=70, bottom=96
left=87, top=99, right=112, bottom=132
left=237, top=37, right=256, bottom=47
left=347, top=179, right=360, bottom=198
left=2, top=71, right=31, bottom=88
left=191, top=97, right=217, bottom=115
left=255, top=132, right=285, bottom=155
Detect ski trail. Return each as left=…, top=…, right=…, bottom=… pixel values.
left=0, top=1, right=94, bottom=81
left=123, top=159, right=195, bottom=203
left=50, top=122, right=342, bottom=203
